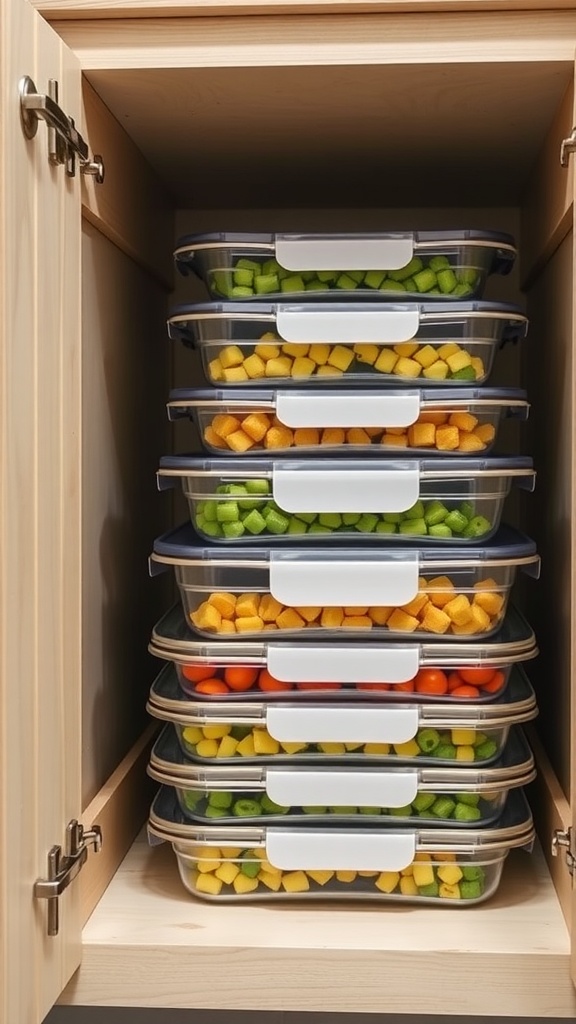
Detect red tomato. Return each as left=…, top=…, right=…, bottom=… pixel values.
left=481, top=670, right=506, bottom=694
left=450, top=684, right=481, bottom=698
left=392, top=680, right=415, bottom=693
left=447, top=671, right=464, bottom=692
left=181, top=664, right=217, bottom=683
left=224, top=667, right=259, bottom=691
left=458, top=668, right=496, bottom=686
left=296, top=682, right=342, bottom=690
left=258, top=669, right=293, bottom=692
left=356, top=683, right=391, bottom=691
left=195, top=678, right=230, bottom=695
left=414, top=669, right=448, bottom=694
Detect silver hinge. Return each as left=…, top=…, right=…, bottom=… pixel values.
left=552, top=827, right=575, bottom=875
left=19, top=75, right=105, bottom=184
left=34, top=820, right=102, bottom=936
left=560, top=128, right=576, bottom=167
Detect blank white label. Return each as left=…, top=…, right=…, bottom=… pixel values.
left=269, top=555, right=419, bottom=606
left=267, top=644, right=420, bottom=683
left=276, top=392, right=421, bottom=428
left=276, top=307, right=419, bottom=344
left=266, top=705, right=418, bottom=743
left=272, top=465, right=419, bottom=513
left=276, top=235, right=414, bottom=271
left=266, top=770, right=419, bottom=809
left=266, top=830, right=416, bottom=871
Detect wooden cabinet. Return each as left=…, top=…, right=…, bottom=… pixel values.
left=4, top=3, right=576, bottom=1020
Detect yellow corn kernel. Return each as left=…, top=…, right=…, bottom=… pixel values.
left=204, top=425, right=230, bottom=450
left=282, top=871, right=310, bottom=893
left=437, top=343, right=460, bottom=360
left=219, top=619, right=236, bottom=634
left=419, top=411, right=449, bottom=425
left=412, top=863, right=435, bottom=887
left=363, top=742, right=390, bottom=755
left=253, top=729, right=280, bottom=755
left=422, top=360, right=449, bottom=380
left=437, top=864, right=464, bottom=885
left=382, top=433, right=409, bottom=448
left=393, top=342, right=420, bottom=357
left=420, top=604, right=451, bottom=634
left=242, top=353, right=266, bottom=380
left=235, top=616, right=265, bottom=634
left=353, top=343, right=379, bottom=365
left=399, top=875, right=419, bottom=896
left=474, top=422, right=496, bottom=444
left=444, top=595, right=473, bottom=626
left=473, top=591, right=504, bottom=617
left=401, top=592, right=428, bottom=617
left=215, top=862, right=240, bottom=885
left=212, top=414, right=241, bottom=439
left=439, top=883, right=461, bottom=899
left=471, top=356, right=485, bottom=378
left=208, top=591, right=237, bottom=618
left=219, top=345, right=245, bottom=369
left=368, top=606, right=393, bottom=625
left=375, top=871, right=400, bottom=893
left=346, top=427, right=371, bottom=446
left=222, top=366, right=249, bottom=383
left=265, top=356, right=293, bottom=378
left=320, top=607, right=344, bottom=628
left=181, top=725, right=203, bottom=747
left=259, top=594, right=284, bottom=622
left=236, top=734, right=257, bottom=758
left=226, top=430, right=255, bottom=453
left=208, top=357, right=224, bottom=382
left=319, top=427, right=346, bottom=447
left=292, top=356, right=316, bottom=378
left=196, top=872, right=223, bottom=895
left=295, top=606, right=322, bottom=622
left=427, top=576, right=455, bottom=608
left=195, top=738, right=220, bottom=758
left=407, top=422, right=436, bottom=448
left=387, top=609, right=420, bottom=633
left=202, top=724, right=231, bottom=740
left=276, top=608, right=306, bottom=630
left=342, top=615, right=373, bottom=629
left=336, top=871, right=357, bottom=884
left=307, top=869, right=334, bottom=886
left=435, top=425, right=460, bottom=451
left=308, top=343, right=331, bottom=366
left=191, top=601, right=222, bottom=633
left=449, top=411, right=479, bottom=432
left=456, top=745, right=475, bottom=762
left=327, top=345, right=354, bottom=372
left=413, top=344, right=438, bottom=368
left=374, top=349, right=398, bottom=374
left=318, top=742, right=346, bottom=755
left=393, top=356, right=422, bottom=378
left=233, top=873, right=260, bottom=895
left=255, top=341, right=281, bottom=360
left=235, top=593, right=259, bottom=618
left=393, top=739, right=420, bottom=757
left=264, top=426, right=294, bottom=449
left=241, top=412, right=271, bottom=441
left=469, top=603, right=492, bottom=631
left=316, top=365, right=343, bottom=377
left=216, top=735, right=239, bottom=758
left=294, top=428, right=320, bottom=448
left=446, top=350, right=472, bottom=372
left=258, top=869, right=282, bottom=892
left=280, top=740, right=309, bottom=754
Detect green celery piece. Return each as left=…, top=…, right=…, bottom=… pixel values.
left=308, top=524, right=333, bottom=534
left=182, top=790, right=204, bottom=809
left=240, top=857, right=261, bottom=877
left=444, top=509, right=468, bottom=534
left=451, top=365, right=476, bottom=381
left=413, top=269, right=437, bottom=293
left=280, top=274, right=306, bottom=293
left=236, top=258, right=261, bottom=272
left=389, top=257, right=423, bottom=282
left=458, top=793, right=480, bottom=807
left=245, top=478, right=271, bottom=495
left=379, top=279, right=405, bottom=292
left=399, top=518, right=427, bottom=536
left=216, top=501, right=240, bottom=523
left=261, top=794, right=290, bottom=814
left=204, top=806, right=228, bottom=819
left=222, top=520, right=245, bottom=539
left=234, top=268, right=254, bottom=287
left=431, top=796, right=456, bottom=819
left=453, top=802, right=482, bottom=822
left=437, top=268, right=457, bottom=294
left=347, top=271, right=365, bottom=284
left=460, top=879, right=483, bottom=899
left=459, top=501, right=475, bottom=521
left=355, top=513, right=379, bottom=533
left=201, top=520, right=223, bottom=538
left=316, top=271, right=337, bottom=283
left=464, top=515, right=492, bottom=538
left=233, top=799, right=263, bottom=818
left=383, top=512, right=404, bottom=524
left=266, top=510, right=290, bottom=535
left=418, top=881, right=440, bottom=897
left=364, top=270, right=386, bottom=289
left=428, top=255, right=451, bottom=272
left=336, top=274, right=359, bottom=291
left=319, top=512, right=342, bottom=529
left=306, top=281, right=326, bottom=291
left=208, top=791, right=233, bottom=809
left=424, top=500, right=449, bottom=526
left=342, top=513, right=361, bottom=526
left=231, top=286, right=255, bottom=298
left=474, top=739, right=498, bottom=761
left=403, top=500, right=425, bottom=520
left=376, top=521, right=397, bottom=535
left=254, top=274, right=279, bottom=295
left=428, top=523, right=452, bottom=538
left=388, top=805, right=413, bottom=817
left=411, top=792, right=436, bottom=813
left=287, top=517, right=308, bottom=535
left=295, top=511, right=318, bottom=524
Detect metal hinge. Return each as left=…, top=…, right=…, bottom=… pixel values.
left=34, top=820, right=102, bottom=936
left=552, top=827, right=575, bottom=875
left=19, top=75, right=105, bottom=183
left=560, top=128, right=576, bottom=167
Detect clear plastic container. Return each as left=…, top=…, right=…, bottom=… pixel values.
left=167, top=300, right=527, bottom=387
left=157, top=456, right=535, bottom=546
left=149, top=524, right=540, bottom=640
left=148, top=603, right=538, bottom=703
left=148, top=785, right=535, bottom=904
left=149, top=723, right=536, bottom=828
left=168, top=387, right=529, bottom=457
left=146, top=662, right=537, bottom=767
left=173, top=231, right=517, bottom=302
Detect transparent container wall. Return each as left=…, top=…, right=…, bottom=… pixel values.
left=177, top=564, right=516, bottom=641
left=196, top=404, right=506, bottom=457
left=183, top=474, right=512, bottom=546
left=185, top=244, right=500, bottom=303
left=174, top=842, right=507, bottom=903
left=176, top=661, right=510, bottom=702
left=175, top=720, right=508, bottom=766
left=175, top=783, right=507, bottom=827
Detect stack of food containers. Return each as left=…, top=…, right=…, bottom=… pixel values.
left=147, top=231, right=540, bottom=905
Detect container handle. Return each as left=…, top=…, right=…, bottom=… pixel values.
left=276, top=392, right=421, bottom=428
left=266, top=769, right=418, bottom=809
left=272, top=463, right=420, bottom=514
left=266, top=644, right=420, bottom=683
left=275, top=234, right=414, bottom=271
left=269, top=552, right=419, bottom=606
left=266, top=705, right=418, bottom=743
left=276, top=306, right=419, bottom=344
left=265, top=829, right=416, bottom=871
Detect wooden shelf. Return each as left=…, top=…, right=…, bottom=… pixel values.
left=60, top=833, right=576, bottom=1015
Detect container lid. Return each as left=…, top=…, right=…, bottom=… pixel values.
left=146, top=661, right=537, bottom=731
left=148, top=785, right=535, bottom=860
left=149, top=721, right=535, bottom=790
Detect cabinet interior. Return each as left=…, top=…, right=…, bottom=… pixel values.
left=79, top=57, right=575, bottom=915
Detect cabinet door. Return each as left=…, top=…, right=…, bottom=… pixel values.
left=0, top=0, right=83, bottom=1021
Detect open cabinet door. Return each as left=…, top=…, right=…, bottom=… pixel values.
left=0, top=0, right=87, bottom=1021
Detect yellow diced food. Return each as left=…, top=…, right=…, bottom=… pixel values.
left=202, top=724, right=232, bottom=739
left=215, top=862, right=240, bottom=885
left=399, top=875, right=419, bottom=896
left=475, top=422, right=496, bottom=444
left=368, top=606, right=393, bottom=625
left=191, top=601, right=222, bottom=633
left=217, top=735, right=239, bottom=758
left=418, top=411, right=449, bottom=425
left=412, top=863, right=436, bottom=887
left=235, top=616, right=264, bottom=633
left=474, top=577, right=499, bottom=590
left=316, top=365, right=343, bottom=377
left=473, top=590, right=504, bottom=617
left=294, top=428, right=320, bottom=447
left=437, top=343, right=460, bottom=360
left=420, top=604, right=451, bottom=634
left=204, top=425, right=229, bottom=450
left=444, top=594, right=473, bottom=625
left=342, top=616, right=373, bottom=629
left=259, top=594, right=284, bottom=622
left=196, top=872, right=223, bottom=895
left=222, top=366, right=249, bottom=384
left=393, top=356, right=422, bottom=378
left=262, top=624, right=278, bottom=631
left=195, top=738, right=220, bottom=758
left=181, top=726, right=203, bottom=746
left=363, top=743, right=391, bottom=755
left=456, top=745, right=475, bottom=762
left=307, top=870, right=334, bottom=886
left=439, top=883, right=461, bottom=899
left=401, top=592, right=428, bottom=617
left=208, top=591, right=237, bottom=618
left=432, top=852, right=456, bottom=862
left=292, top=356, right=316, bottom=378
left=208, top=357, right=224, bottom=382
left=220, top=619, right=236, bottom=634
left=354, top=343, right=379, bottom=365
left=427, top=576, right=455, bottom=608
left=393, top=739, right=420, bottom=758
left=382, top=433, right=409, bottom=448
left=295, top=606, right=322, bottom=622
left=265, top=356, right=293, bottom=378
left=344, top=742, right=364, bottom=751
left=344, top=606, right=368, bottom=615
left=255, top=341, right=281, bottom=360
left=280, top=740, right=309, bottom=754
left=393, top=342, right=419, bottom=357
left=236, top=593, right=260, bottom=618
left=346, top=427, right=372, bottom=446
left=308, top=343, right=331, bottom=366
left=469, top=603, right=492, bottom=631
left=374, top=349, right=398, bottom=374
left=318, top=742, right=346, bottom=755
left=219, top=345, right=245, bottom=369
left=243, top=353, right=267, bottom=380
left=422, top=360, right=449, bottom=380
left=226, top=429, right=254, bottom=453
left=320, top=427, right=346, bottom=446
left=358, top=871, right=379, bottom=877
left=385, top=427, right=406, bottom=436
left=258, top=870, right=282, bottom=891
left=375, top=871, right=400, bottom=894
left=212, top=413, right=241, bottom=439
left=446, top=350, right=472, bottom=373
left=320, top=607, right=344, bottom=628
left=265, top=426, right=294, bottom=449
left=276, top=608, right=306, bottom=630
left=253, top=729, right=280, bottom=755
left=435, top=425, right=460, bottom=451
left=236, top=734, right=257, bottom=758
left=413, top=344, right=439, bottom=368
left=282, top=871, right=310, bottom=893
left=387, top=609, right=420, bottom=632
left=336, top=871, right=357, bottom=883
left=437, top=864, right=464, bottom=885
left=328, top=345, right=354, bottom=372
left=407, top=422, right=436, bottom=448
left=220, top=847, right=242, bottom=858
left=400, top=865, right=414, bottom=877
left=282, top=342, right=309, bottom=358
left=457, top=432, right=485, bottom=453
left=450, top=620, right=480, bottom=636
left=242, top=413, right=271, bottom=441
left=471, top=356, right=485, bottom=378
left=449, top=411, right=479, bottom=432
left=452, top=728, right=476, bottom=746
left=233, top=873, right=260, bottom=895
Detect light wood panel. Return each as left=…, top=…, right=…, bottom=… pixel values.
left=60, top=834, right=575, bottom=1015
left=0, top=2, right=83, bottom=1021
left=527, top=727, right=572, bottom=930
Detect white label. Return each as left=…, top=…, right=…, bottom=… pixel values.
left=266, top=705, right=418, bottom=743
left=265, top=830, right=416, bottom=871
left=275, top=235, right=414, bottom=271
left=267, top=645, right=420, bottom=683
left=276, top=307, right=419, bottom=344
left=266, top=770, right=418, bottom=809
left=272, top=465, right=419, bottom=513
left=269, top=554, right=419, bottom=606
left=276, top=392, right=421, bottom=429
